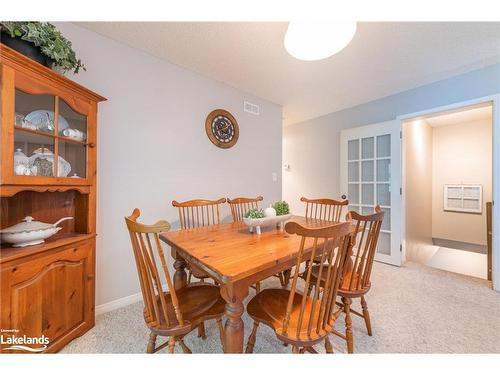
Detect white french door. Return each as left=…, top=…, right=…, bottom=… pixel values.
left=340, top=120, right=402, bottom=266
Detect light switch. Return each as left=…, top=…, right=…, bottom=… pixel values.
left=272, top=172, right=278, bottom=182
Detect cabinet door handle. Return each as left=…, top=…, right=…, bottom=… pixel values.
left=88, top=143, right=96, bottom=148
left=87, top=274, right=95, bottom=280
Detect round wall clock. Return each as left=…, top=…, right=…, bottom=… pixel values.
left=205, top=109, right=239, bottom=149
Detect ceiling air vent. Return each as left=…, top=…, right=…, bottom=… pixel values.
left=244, top=101, right=260, bottom=115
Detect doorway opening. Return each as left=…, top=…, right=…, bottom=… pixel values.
left=403, top=102, right=493, bottom=280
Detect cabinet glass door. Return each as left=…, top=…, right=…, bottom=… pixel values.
left=13, top=90, right=88, bottom=180
left=14, top=90, right=56, bottom=177
left=58, top=99, right=87, bottom=179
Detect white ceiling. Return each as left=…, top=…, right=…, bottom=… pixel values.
left=78, top=22, right=500, bottom=126
left=425, top=105, right=492, bottom=128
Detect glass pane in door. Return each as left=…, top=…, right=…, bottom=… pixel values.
left=377, top=183, right=391, bottom=206
left=348, top=162, right=359, bottom=182
left=348, top=205, right=359, bottom=213
left=361, top=137, right=374, bottom=159
left=376, top=159, right=391, bottom=181
left=348, top=139, right=359, bottom=161
left=361, top=160, right=374, bottom=181
left=377, top=232, right=391, bottom=255
left=15, top=89, right=55, bottom=134
left=348, top=184, right=359, bottom=204
left=58, top=99, right=87, bottom=141
left=381, top=207, right=391, bottom=231
left=377, top=134, right=391, bottom=157
left=361, top=184, right=374, bottom=205
left=58, top=140, right=86, bottom=178
left=361, top=206, right=374, bottom=215
left=14, top=131, right=55, bottom=176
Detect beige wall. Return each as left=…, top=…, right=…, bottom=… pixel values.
left=403, top=120, right=434, bottom=262
left=54, top=23, right=283, bottom=307
left=432, top=119, right=492, bottom=245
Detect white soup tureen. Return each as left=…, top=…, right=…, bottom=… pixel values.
left=0, top=216, right=73, bottom=247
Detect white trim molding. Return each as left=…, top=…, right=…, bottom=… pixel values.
left=95, top=292, right=143, bottom=316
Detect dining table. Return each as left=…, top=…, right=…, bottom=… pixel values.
left=159, top=215, right=357, bottom=353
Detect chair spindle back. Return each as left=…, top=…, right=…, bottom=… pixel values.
left=283, top=221, right=352, bottom=339
left=227, top=196, right=264, bottom=222
left=343, top=206, right=384, bottom=292
left=172, top=198, right=227, bottom=229
left=125, top=209, right=183, bottom=329
left=301, top=197, right=348, bottom=222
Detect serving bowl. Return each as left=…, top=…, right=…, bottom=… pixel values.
left=0, top=216, right=73, bottom=247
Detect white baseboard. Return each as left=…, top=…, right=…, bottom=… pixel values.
left=95, top=292, right=143, bottom=316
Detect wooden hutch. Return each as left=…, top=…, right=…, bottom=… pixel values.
left=0, top=45, right=106, bottom=353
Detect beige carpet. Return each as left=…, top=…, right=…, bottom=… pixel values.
left=62, top=261, right=500, bottom=353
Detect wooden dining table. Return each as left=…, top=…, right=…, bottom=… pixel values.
left=159, top=215, right=356, bottom=353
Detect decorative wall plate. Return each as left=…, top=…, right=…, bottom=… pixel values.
left=205, top=109, right=239, bottom=149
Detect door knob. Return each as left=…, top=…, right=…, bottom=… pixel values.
left=341, top=195, right=347, bottom=200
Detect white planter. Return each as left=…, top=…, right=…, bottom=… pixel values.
left=243, top=213, right=293, bottom=234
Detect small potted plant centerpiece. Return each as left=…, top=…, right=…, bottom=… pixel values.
left=0, top=22, right=85, bottom=73
left=243, top=201, right=292, bottom=234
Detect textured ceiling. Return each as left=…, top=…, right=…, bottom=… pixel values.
left=77, top=22, right=500, bottom=125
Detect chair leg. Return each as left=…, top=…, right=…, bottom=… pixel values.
left=178, top=338, right=192, bottom=354
left=292, top=345, right=300, bottom=354
left=168, top=336, right=176, bottom=353
left=255, top=282, right=261, bottom=294
left=283, top=269, right=291, bottom=287
left=187, top=270, right=192, bottom=285
left=325, top=336, right=334, bottom=354
left=278, top=272, right=285, bottom=287
left=146, top=332, right=157, bottom=353
left=245, top=322, right=259, bottom=353
left=360, top=296, right=372, bottom=336
left=217, top=318, right=225, bottom=352
left=307, top=284, right=314, bottom=297
left=198, top=322, right=207, bottom=339
left=342, top=296, right=354, bottom=354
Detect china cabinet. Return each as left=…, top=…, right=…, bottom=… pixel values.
left=0, top=45, right=106, bottom=353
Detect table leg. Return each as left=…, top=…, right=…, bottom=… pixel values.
left=220, top=283, right=249, bottom=353
left=172, top=247, right=187, bottom=290
left=343, top=234, right=355, bottom=275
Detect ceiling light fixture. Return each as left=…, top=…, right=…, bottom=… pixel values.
left=284, top=21, right=357, bottom=61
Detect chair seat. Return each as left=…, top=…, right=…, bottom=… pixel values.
left=145, top=284, right=225, bottom=335
left=188, top=263, right=211, bottom=279
left=247, top=289, right=335, bottom=345
left=309, top=265, right=371, bottom=297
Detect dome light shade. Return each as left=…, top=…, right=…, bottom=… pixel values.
left=284, top=21, right=357, bottom=61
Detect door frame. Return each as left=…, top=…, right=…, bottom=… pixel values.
left=397, top=94, right=500, bottom=291
left=340, top=119, right=402, bottom=266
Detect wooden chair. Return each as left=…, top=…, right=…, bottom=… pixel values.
left=124, top=208, right=226, bottom=353
left=294, top=197, right=349, bottom=287
left=172, top=198, right=227, bottom=284
left=307, top=206, right=384, bottom=353
left=172, top=198, right=227, bottom=340
left=227, top=196, right=263, bottom=222
left=245, top=220, right=352, bottom=354
left=227, top=196, right=264, bottom=292
left=301, top=196, right=348, bottom=222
